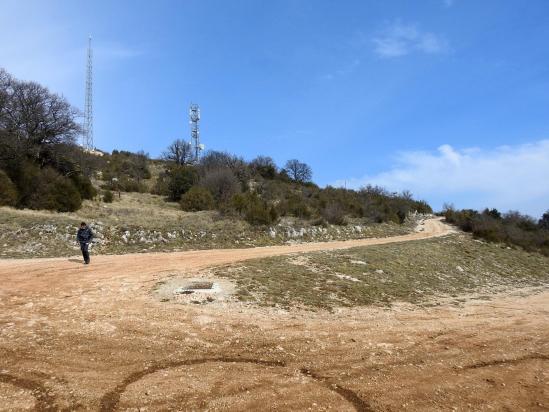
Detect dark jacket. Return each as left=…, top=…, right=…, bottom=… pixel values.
left=77, top=227, right=94, bottom=244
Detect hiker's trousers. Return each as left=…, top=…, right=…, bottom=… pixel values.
left=80, top=242, right=90, bottom=263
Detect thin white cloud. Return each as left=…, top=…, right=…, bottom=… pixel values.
left=319, top=59, right=361, bottom=81
left=443, top=0, right=455, bottom=8
left=335, top=140, right=549, bottom=217
left=372, top=21, right=449, bottom=58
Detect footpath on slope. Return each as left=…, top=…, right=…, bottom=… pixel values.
left=0, top=218, right=452, bottom=283
left=0, top=218, right=452, bottom=294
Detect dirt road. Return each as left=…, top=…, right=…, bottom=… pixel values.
left=0, top=218, right=449, bottom=295
left=0, top=218, right=547, bottom=411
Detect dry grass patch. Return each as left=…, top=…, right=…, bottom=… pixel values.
left=212, top=233, right=549, bottom=310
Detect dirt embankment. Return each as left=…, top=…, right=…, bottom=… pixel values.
left=0, top=218, right=548, bottom=411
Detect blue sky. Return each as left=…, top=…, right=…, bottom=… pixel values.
left=1, top=0, right=549, bottom=216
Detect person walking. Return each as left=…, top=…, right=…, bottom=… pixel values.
left=77, top=222, right=94, bottom=264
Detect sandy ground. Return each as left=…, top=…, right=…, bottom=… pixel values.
left=0, top=218, right=547, bottom=411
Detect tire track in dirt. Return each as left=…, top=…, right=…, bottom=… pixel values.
left=0, top=373, right=58, bottom=412
left=463, top=353, right=549, bottom=369
left=300, top=368, right=374, bottom=412
left=99, top=358, right=370, bottom=411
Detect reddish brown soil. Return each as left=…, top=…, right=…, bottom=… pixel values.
left=0, top=219, right=547, bottom=411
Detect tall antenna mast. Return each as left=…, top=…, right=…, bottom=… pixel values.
left=83, top=35, right=94, bottom=151
left=189, top=103, right=203, bottom=162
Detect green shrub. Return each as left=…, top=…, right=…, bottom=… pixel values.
left=246, top=202, right=278, bottom=226
left=70, top=173, right=97, bottom=199
left=27, top=168, right=82, bottom=212
left=319, top=188, right=363, bottom=220
left=282, top=194, right=311, bottom=218
left=180, top=186, right=214, bottom=211
left=0, top=170, right=18, bottom=206
left=101, top=150, right=151, bottom=183
left=119, top=177, right=147, bottom=193
left=103, top=190, right=114, bottom=203
left=167, top=166, right=198, bottom=201
left=471, top=215, right=506, bottom=242
left=445, top=206, right=549, bottom=256
left=151, top=172, right=170, bottom=196
left=8, top=160, right=40, bottom=207
left=230, top=192, right=278, bottom=226
left=230, top=193, right=248, bottom=215
left=250, top=156, right=277, bottom=179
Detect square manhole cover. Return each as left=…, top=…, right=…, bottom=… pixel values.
left=174, top=281, right=219, bottom=295
left=185, top=281, right=214, bottom=290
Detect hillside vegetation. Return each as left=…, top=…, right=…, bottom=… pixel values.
left=88, top=145, right=432, bottom=228
left=0, top=68, right=433, bottom=254
left=0, top=191, right=421, bottom=259
left=443, top=206, right=549, bottom=256
left=0, top=69, right=96, bottom=212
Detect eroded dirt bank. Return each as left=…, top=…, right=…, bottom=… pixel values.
left=0, top=218, right=547, bottom=411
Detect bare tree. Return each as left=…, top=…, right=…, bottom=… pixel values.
left=401, top=190, right=413, bottom=200
left=250, top=155, right=277, bottom=179
left=200, top=168, right=241, bottom=204
left=283, top=159, right=312, bottom=183
left=0, top=71, right=81, bottom=153
left=0, top=69, right=12, bottom=117
left=0, top=68, right=81, bottom=174
left=162, top=139, right=193, bottom=165
left=199, top=150, right=249, bottom=184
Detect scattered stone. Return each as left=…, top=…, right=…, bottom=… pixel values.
left=336, top=274, right=361, bottom=282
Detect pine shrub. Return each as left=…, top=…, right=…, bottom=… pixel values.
left=167, top=166, right=198, bottom=201
left=27, top=168, right=82, bottom=212
left=70, top=173, right=97, bottom=199
left=180, top=186, right=214, bottom=211
left=230, top=192, right=277, bottom=226
left=103, top=190, right=114, bottom=203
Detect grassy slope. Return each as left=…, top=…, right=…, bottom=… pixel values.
left=212, top=233, right=549, bottom=310
left=0, top=191, right=414, bottom=258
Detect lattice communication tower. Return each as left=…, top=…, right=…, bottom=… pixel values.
left=83, top=36, right=94, bottom=151
left=189, top=103, right=204, bottom=162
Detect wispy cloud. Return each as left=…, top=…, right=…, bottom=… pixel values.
left=443, top=0, right=455, bottom=8
left=319, top=59, right=361, bottom=81
left=372, top=21, right=449, bottom=58
left=334, top=140, right=549, bottom=217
